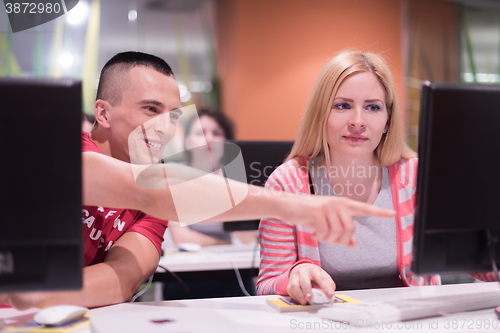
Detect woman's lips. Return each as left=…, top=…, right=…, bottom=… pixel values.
left=343, top=135, right=368, bottom=142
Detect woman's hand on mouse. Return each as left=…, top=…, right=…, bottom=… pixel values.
left=287, top=263, right=335, bottom=305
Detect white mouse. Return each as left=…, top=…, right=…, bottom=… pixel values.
left=308, top=288, right=334, bottom=305
left=178, top=242, right=202, bottom=252
left=34, top=305, right=88, bottom=326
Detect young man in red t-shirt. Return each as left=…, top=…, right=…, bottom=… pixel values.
left=0, top=52, right=393, bottom=309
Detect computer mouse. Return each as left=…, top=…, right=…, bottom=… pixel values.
left=178, top=242, right=202, bottom=252
left=34, top=305, right=88, bottom=326
left=308, top=288, right=334, bottom=305
left=495, top=306, right=500, bottom=320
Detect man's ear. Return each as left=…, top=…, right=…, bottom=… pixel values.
left=94, top=100, right=111, bottom=128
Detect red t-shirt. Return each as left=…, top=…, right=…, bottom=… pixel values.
left=82, top=133, right=168, bottom=266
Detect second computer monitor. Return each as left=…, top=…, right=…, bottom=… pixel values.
left=223, top=140, right=294, bottom=231
left=412, top=82, right=500, bottom=275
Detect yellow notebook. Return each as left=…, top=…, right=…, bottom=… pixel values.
left=266, top=294, right=361, bottom=312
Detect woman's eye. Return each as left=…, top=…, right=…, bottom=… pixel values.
left=334, top=103, right=350, bottom=110
left=213, top=131, right=225, bottom=138
left=366, top=104, right=382, bottom=111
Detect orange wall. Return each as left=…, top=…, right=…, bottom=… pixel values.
left=216, top=0, right=404, bottom=141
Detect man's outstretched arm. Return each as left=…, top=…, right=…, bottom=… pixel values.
left=83, top=151, right=394, bottom=245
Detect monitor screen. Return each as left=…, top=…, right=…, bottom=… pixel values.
left=412, top=82, right=500, bottom=275
left=0, top=78, right=82, bottom=292
left=223, top=140, right=294, bottom=231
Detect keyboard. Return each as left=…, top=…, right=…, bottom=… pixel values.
left=318, top=289, right=500, bottom=325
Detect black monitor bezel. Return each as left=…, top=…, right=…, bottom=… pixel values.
left=0, top=77, right=83, bottom=292
left=412, top=81, right=500, bottom=275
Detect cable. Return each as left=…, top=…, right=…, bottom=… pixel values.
left=487, top=229, right=500, bottom=283
left=228, top=257, right=252, bottom=297
left=131, top=274, right=153, bottom=302
left=157, top=264, right=193, bottom=298
left=209, top=248, right=252, bottom=297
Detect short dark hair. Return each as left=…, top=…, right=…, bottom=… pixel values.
left=96, top=51, right=175, bottom=106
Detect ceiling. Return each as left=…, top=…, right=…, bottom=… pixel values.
left=0, top=0, right=216, bottom=82
left=1, top=0, right=499, bottom=81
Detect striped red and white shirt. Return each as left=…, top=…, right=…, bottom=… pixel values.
left=258, top=157, right=438, bottom=296
left=257, top=156, right=496, bottom=296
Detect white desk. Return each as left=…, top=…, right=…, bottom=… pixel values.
left=3, top=282, right=498, bottom=333
left=90, top=282, right=500, bottom=332
left=158, top=243, right=260, bottom=272
left=2, top=283, right=499, bottom=333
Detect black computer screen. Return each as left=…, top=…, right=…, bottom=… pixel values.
left=223, top=140, right=294, bottom=231
left=412, top=82, right=500, bottom=275
left=0, top=78, right=82, bottom=292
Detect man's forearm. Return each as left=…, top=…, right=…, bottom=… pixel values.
left=4, top=264, right=131, bottom=309
left=83, top=153, right=289, bottom=223
left=83, top=152, right=179, bottom=221
left=4, top=233, right=159, bottom=310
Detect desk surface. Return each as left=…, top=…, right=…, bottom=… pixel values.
left=158, top=243, right=260, bottom=272
left=2, top=282, right=499, bottom=333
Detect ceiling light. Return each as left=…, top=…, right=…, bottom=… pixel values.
left=58, top=53, right=74, bottom=68
left=66, top=1, right=89, bottom=25
left=128, top=10, right=138, bottom=21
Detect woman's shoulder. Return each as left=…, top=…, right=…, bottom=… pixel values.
left=387, top=157, right=418, bottom=169
left=273, top=157, right=309, bottom=174
left=265, top=157, right=309, bottom=191
left=387, top=157, right=419, bottom=189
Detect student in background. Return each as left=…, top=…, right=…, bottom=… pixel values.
left=169, top=108, right=257, bottom=247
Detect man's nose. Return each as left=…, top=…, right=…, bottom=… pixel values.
left=153, top=114, right=174, bottom=139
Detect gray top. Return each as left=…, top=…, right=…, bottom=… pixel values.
left=312, top=165, right=404, bottom=290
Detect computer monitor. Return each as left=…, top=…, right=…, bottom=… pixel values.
left=412, top=81, right=500, bottom=276
left=0, top=77, right=83, bottom=292
left=223, top=140, right=294, bottom=231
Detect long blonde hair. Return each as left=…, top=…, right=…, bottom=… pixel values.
left=288, top=50, right=415, bottom=167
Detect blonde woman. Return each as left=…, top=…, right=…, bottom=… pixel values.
left=257, top=50, right=440, bottom=304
